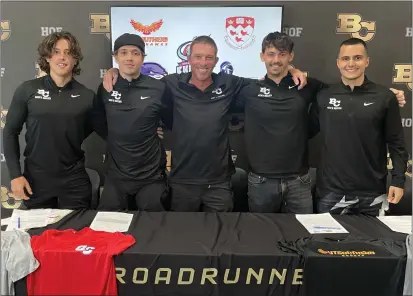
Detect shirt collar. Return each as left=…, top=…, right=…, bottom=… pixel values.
left=339, top=75, right=373, bottom=92
left=263, top=72, right=295, bottom=88
left=44, top=74, right=75, bottom=91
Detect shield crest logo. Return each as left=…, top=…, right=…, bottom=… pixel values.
left=225, top=16, right=256, bottom=50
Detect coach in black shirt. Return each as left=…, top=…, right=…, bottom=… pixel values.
left=3, top=32, right=105, bottom=209
left=96, top=34, right=171, bottom=211
left=313, top=38, right=408, bottom=216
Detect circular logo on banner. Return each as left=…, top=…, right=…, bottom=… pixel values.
left=176, top=40, right=192, bottom=74
left=220, top=61, right=234, bottom=75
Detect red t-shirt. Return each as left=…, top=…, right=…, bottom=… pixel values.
left=27, top=227, right=135, bottom=296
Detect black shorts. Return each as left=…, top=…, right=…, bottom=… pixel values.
left=98, top=171, right=169, bottom=212
left=23, top=166, right=92, bottom=210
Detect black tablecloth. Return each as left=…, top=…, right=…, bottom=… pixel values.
left=13, top=211, right=408, bottom=296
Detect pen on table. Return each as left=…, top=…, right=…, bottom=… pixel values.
left=312, top=226, right=342, bottom=230
left=18, top=216, right=20, bottom=229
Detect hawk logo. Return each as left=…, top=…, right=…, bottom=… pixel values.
left=336, top=14, right=376, bottom=42
left=1, top=20, right=11, bottom=41
left=224, top=16, right=256, bottom=50
left=129, top=19, right=168, bottom=46
left=1, top=186, right=23, bottom=209
left=89, top=13, right=110, bottom=40
left=393, top=64, right=412, bottom=90
left=1, top=108, right=8, bottom=129
left=130, top=19, right=163, bottom=35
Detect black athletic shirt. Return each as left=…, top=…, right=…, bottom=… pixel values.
left=96, top=74, right=171, bottom=180
left=3, top=75, right=104, bottom=180
left=237, top=73, right=324, bottom=177
left=313, top=77, right=408, bottom=196
left=161, top=72, right=248, bottom=185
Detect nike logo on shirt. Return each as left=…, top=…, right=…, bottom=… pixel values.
left=141, top=96, right=149, bottom=100
left=364, top=102, right=374, bottom=106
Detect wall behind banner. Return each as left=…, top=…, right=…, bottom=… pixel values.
left=1, top=1, right=412, bottom=211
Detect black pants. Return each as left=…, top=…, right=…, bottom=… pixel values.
left=170, top=180, right=233, bottom=212
left=247, top=171, right=313, bottom=214
left=23, top=166, right=92, bottom=210
left=316, top=189, right=387, bottom=216
left=98, top=171, right=169, bottom=211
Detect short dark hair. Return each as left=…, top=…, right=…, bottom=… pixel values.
left=261, top=32, right=294, bottom=53
left=189, top=35, right=218, bottom=56
left=37, top=31, right=83, bottom=76
left=339, top=37, right=368, bottom=55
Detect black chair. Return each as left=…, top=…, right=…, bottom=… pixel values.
left=86, top=168, right=101, bottom=210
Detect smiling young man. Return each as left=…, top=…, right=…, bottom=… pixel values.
left=95, top=33, right=170, bottom=211
left=236, top=32, right=323, bottom=214
left=103, top=35, right=308, bottom=212
left=3, top=31, right=104, bottom=209
left=313, top=38, right=409, bottom=216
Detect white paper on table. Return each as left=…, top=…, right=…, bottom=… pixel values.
left=46, top=209, right=74, bottom=224
left=5, top=209, right=52, bottom=231
left=296, top=213, right=349, bottom=234
left=377, top=215, right=412, bottom=234
left=1, top=217, right=11, bottom=226
left=90, top=211, right=134, bottom=233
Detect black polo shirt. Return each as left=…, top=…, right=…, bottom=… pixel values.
left=161, top=72, right=248, bottom=184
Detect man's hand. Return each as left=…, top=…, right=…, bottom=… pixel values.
left=390, top=88, right=406, bottom=107
left=289, top=67, right=307, bottom=90
left=103, top=68, right=119, bottom=92
left=387, top=186, right=404, bottom=204
left=11, top=176, right=32, bottom=200
left=157, top=127, right=164, bottom=139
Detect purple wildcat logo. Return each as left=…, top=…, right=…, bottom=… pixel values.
left=141, top=62, right=168, bottom=80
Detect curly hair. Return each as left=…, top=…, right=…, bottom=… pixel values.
left=37, top=31, right=83, bottom=76
left=261, top=32, right=294, bottom=53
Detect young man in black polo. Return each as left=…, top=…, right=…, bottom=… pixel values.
left=95, top=33, right=171, bottom=211
left=313, top=38, right=409, bottom=216
left=3, top=31, right=105, bottom=209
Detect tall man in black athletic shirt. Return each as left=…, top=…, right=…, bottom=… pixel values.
left=3, top=32, right=106, bottom=209
left=103, top=35, right=308, bottom=212
left=236, top=32, right=323, bottom=213
left=313, top=38, right=409, bottom=216
left=96, top=33, right=170, bottom=211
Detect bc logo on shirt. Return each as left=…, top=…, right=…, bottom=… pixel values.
left=75, top=245, right=95, bottom=255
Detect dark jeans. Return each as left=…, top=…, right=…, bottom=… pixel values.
left=98, top=171, right=169, bottom=212
left=23, top=167, right=92, bottom=210
left=170, top=180, right=233, bottom=212
left=316, top=189, right=387, bottom=216
left=247, top=172, right=313, bottom=214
